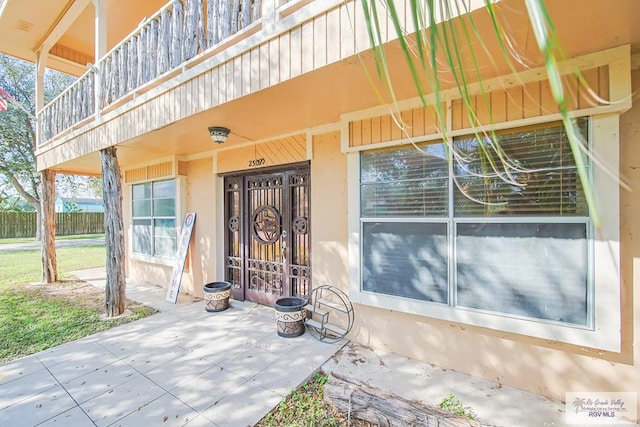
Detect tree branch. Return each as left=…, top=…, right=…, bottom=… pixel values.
left=0, top=166, right=39, bottom=206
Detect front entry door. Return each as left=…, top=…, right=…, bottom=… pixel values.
left=224, top=164, right=310, bottom=305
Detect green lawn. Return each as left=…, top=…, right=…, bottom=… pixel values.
left=0, top=245, right=106, bottom=289
left=0, top=285, right=154, bottom=363
left=257, top=372, right=346, bottom=427
left=0, top=244, right=156, bottom=363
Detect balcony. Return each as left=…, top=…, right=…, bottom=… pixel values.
left=34, top=0, right=429, bottom=174
left=38, top=0, right=266, bottom=145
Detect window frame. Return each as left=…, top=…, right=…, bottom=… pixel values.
left=131, top=178, right=178, bottom=261
left=348, top=115, right=621, bottom=352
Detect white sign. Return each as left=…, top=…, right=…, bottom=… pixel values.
left=166, top=212, right=196, bottom=303
left=566, top=392, right=637, bottom=425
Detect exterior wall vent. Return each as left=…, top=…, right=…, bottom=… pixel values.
left=17, top=20, right=34, bottom=32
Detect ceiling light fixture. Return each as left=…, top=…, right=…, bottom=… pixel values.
left=208, top=126, right=230, bottom=144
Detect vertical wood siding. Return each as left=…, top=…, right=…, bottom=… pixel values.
left=39, top=0, right=374, bottom=169
left=348, top=65, right=610, bottom=149
left=39, top=0, right=264, bottom=146
left=349, top=105, right=442, bottom=147
left=450, top=66, right=609, bottom=131
left=124, top=160, right=174, bottom=183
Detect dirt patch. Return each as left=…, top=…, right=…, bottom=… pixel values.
left=25, top=280, right=150, bottom=313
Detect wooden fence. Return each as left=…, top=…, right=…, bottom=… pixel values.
left=0, top=212, right=105, bottom=238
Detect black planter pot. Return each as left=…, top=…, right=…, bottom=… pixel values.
left=203, top=281, right=231, bottom=312
left=274, top=297, right=307, bottom=338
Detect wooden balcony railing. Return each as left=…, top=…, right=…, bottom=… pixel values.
left=37, top=0, right=263, bottom=145
left=39, top=68, right=95, bottom=142
left=99, top=0, right=262, bottom=108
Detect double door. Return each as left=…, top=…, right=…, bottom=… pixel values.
left=224, top=164, right=311, bottom=305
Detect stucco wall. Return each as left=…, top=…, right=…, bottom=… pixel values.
left=125, top=157, right=219, bottom=297
left=310, top=131, right=349, bottom=290
left=121, top=74, right=639, bottom=406
left=184, top=157, right=219, bottom=297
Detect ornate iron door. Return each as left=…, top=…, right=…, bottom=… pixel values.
left=224, top=165, right=310, bottom=305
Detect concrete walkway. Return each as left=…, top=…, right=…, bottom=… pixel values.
left=0, top=267, right=577, bottom=426
left=0, top=237, right=105, bottom=252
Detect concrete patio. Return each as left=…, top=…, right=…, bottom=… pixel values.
left=0, top=268, right=583, bottom=426
left=0, top=269, right=343, bottom=426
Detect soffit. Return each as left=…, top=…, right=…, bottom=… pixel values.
left=0, top=0, right=71, bottom=63
left=59, top=0, right=167, bottom=61
left=0, top=0, right=165, bottom=75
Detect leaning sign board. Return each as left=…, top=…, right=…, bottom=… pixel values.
left=166, top=212, right=196, bottom=303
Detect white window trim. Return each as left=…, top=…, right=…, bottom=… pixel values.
left=130, top=176, right=187, bottom=266
left=348, top=115, right=621, bottom=352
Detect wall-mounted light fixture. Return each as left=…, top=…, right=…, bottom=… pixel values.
left=208, top=126, right=230, bottom=144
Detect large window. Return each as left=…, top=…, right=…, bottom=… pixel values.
left=360, top=121, right=591, bottom=327
left=132, top=180, right=177, bottom=258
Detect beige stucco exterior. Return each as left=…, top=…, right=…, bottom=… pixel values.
left=120, top=73, right=640, bottom=403
left=114, top=24, right=640, bottom=416
left=3, top=0, right=640, bottom=417
left=124, top=156, right=221, bottom=297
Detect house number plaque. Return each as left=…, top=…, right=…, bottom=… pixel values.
left=248, top=158, right=266, bottom=167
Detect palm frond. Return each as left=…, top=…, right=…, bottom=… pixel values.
left=361, top=0, right=603, bottom=225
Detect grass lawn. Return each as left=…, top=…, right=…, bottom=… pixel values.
left=257, top=372, right=372, bottom=427
left=0, top=244, right=156, bottom=364
left=0, top=245, right=106, bottom=289
left=257, top=372, right=346, bottom=427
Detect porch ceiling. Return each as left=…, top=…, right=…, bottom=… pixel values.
left=0, top=0, right=71, bottom=69
left=46, top=49, right=402, bottom=175
left=0, top=0, right=166, bottom=76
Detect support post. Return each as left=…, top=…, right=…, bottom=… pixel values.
left=100, top=146, right=126, bottom=316
left=35, top=51, right=46, bottom=147
left=94, top=0, right=107, bottom=114
left=40, top=169, right=57, bottom=283
left=261, top=0, right=277, bottom=33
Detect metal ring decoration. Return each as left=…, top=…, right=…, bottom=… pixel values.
left=228, top=216, right=239, bottom=232
left=226, top=179, right=240, bottom=190
left=227, top=258, right=241, bottom=267
left=292, top=216, right=308, bottom=235
left=251, top=205, right=281, bottom=244
left=304, top=285, right=355, bottom=344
